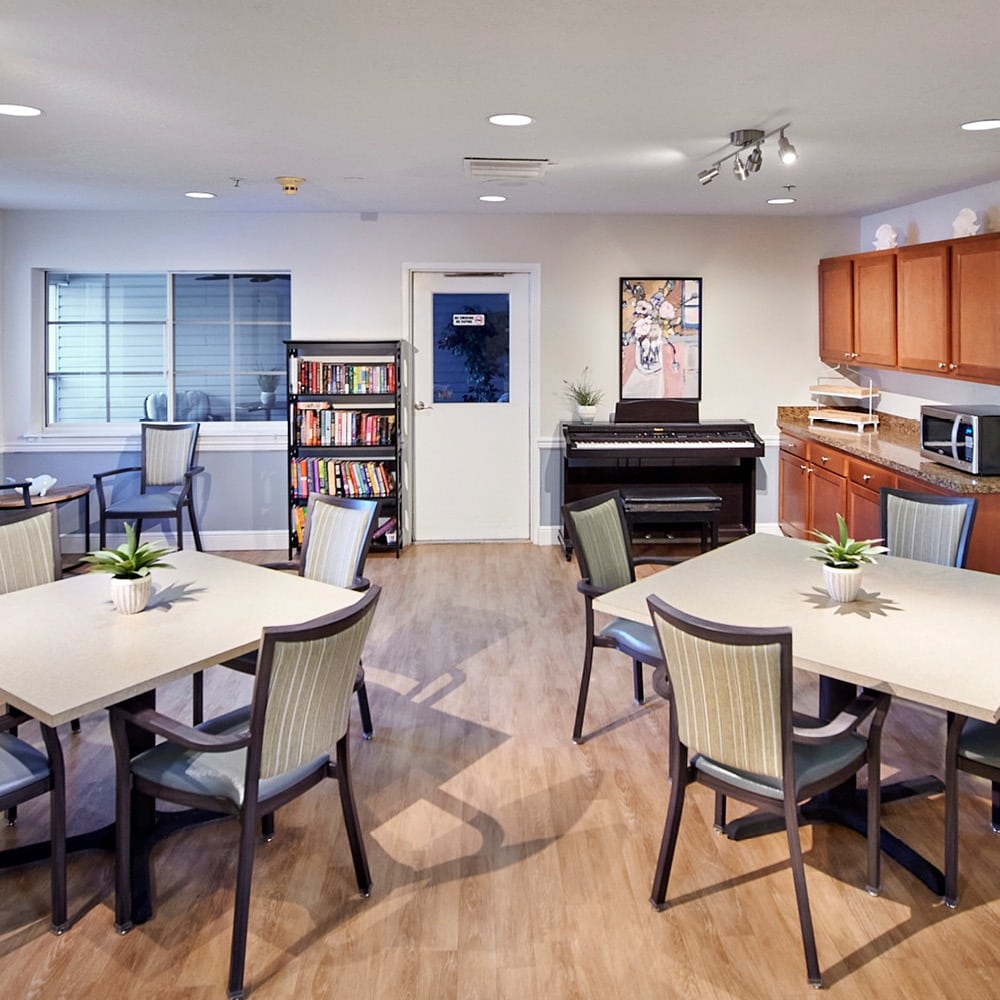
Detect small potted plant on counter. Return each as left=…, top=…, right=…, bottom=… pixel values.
left=810, top=514, right=887, bottom=603
left=563, top=367, right=604, bottom=424
left=82, top=522, right=174, bottom=615
left=257, top=373, right=281, bottom=406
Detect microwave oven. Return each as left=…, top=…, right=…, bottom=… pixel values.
left=920, top=404, right=1000, bottom=475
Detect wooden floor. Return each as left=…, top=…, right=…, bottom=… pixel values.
left=3, top=542, right=1000, bottom=998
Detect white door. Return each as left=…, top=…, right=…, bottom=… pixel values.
left=411, top=271, right=531, bottom=540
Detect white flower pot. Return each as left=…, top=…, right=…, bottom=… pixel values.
left=822, top=564, right=863, bottom=603
left=259, top=390, right=276, bottom=406
left=110, top=574, right=152, bottom=615
left=576, top=404, right=598, bottom=424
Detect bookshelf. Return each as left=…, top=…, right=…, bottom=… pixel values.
left=286, top=339, right=402, bottom=557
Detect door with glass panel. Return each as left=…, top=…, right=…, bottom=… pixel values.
left=411, top=272, right=530, bottom=540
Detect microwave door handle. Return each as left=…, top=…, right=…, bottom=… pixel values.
left=950, top=417, right=961, bottom=458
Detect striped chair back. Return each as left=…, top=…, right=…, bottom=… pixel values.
left=564, top=493, right=634, bottom=592
left=0, top=507, right=62, bottom=595
left=881, top=489, right=977, bottom=568
left=301, top=496, right=379, bottom=589
left=256, top=587, right=380, bottom=780
left=142, top=422, right=199, bottom=487
left=649, top=598, right=791, bottom=781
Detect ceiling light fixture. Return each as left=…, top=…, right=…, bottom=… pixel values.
left=961, top=119, right=1000, bottom=131
left=488, top=113, right=534, bottom=127
left=696, top=122, right=797, bottom=186
left=0, top=104, right=42, bottom=117
left=275, top=176, right=304, bottom=195
left=184, top=191, right=215, bottom=199
left=479, top=195, right=506, bottom=202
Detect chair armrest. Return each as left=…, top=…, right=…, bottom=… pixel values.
left=220, top=652, right=258, bottom=676
left=185, top=465, right=205, bottom=477
left=352, top=576, right=371, bottom=592
left=108, top=704, right=250, bottom=752
left=1, top=480, right=32, bottom=505
left=259, top=560, right=299, bottom=572
left=793, top=690, right=890, bottom=744
left=633, top=556, right=675, bottom=568
left=94, top=466, right=141, bottom=485
left=577, top=579, right=604, bottom=599
left=0, top=707, right=32, bottom=732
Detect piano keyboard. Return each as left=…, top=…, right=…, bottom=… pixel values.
left=572, top=438, right=748, bottom=449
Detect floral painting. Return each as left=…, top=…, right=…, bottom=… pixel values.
left=620, top=277, right=701, bottom=400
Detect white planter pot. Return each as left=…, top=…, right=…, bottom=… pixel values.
left=259, top=390, right=276, bottom=406
left=822, top=564, right=863, bottom=603
left=576, top=404, right=598, bottom=424
left=110, top=574, right=152, bottom=615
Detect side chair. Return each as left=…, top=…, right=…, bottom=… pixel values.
left=93, top=421, right=204, bottom=552
left=198, top=494, right=380, bottom=735
left=879, top=487, right=977, bottom=568
left=561, top=491, right=673, bottom=743
left=110, top=586, right=381, bottom=1000
left=646, top=595, right=890, bottom=988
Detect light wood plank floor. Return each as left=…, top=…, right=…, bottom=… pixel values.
left=2, top=543, right=999, bottom=998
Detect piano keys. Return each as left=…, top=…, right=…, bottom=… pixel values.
left=560, top=420, right=765, bottom=558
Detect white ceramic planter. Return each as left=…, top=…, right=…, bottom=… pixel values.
left=576, top=404, right=597, bottom=424
left=822, top=564, right=863, bottom=603
left=110, top=574, right=152, bottom=615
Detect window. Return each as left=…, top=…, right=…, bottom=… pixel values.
left=45, top=272, right=290, bottom=425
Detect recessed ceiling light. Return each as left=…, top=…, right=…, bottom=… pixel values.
left=0, top=104, right=42, bottom=117
left=961, top=119, right=1000, bottom=131
left=184, top=191, right=216, bottom=199
left=479, top=195, right=506, bottom=203
left=767, top=197, right=796, bottom=205
left=488, top=113, right=534, bottom=127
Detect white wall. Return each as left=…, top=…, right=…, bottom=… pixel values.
left=1, top=208, right=858, bottom=541
left=856, top=179, right=1000, bottom=419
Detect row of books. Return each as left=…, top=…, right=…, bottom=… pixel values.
left=291, top=458, right=395, bottom=499
left=292, top=507, right=397, bottom=547
left=294, top=404, right=396, bottom=447
left=291, top=359, right=397, bottom=395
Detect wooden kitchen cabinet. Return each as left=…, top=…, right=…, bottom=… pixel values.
left=818, top=256, right=854, bottom=365
left=846, top=458, right=896, bottom=541
left=778, top=432, right=846, bottom=540
left=951, top=232, right=1000, bottom=384
left=896, top=242, right=951, bottom=374
left=853, top=251, right=897, bottom=366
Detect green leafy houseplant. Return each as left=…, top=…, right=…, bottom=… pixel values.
left=82, top=522, right=174, bottom=579
left=563, top=367, right=604, bottom=407
left=256, top=373, right=281, bottom=392
left=810, top=514, right=887, bottom=568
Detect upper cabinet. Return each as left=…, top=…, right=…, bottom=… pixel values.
left=819, top=232, right=1000, bottom=386
left=818, top=251, right=896, bottom=366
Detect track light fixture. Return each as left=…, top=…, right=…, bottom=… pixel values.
left=696, top=122, right=797, bottom=185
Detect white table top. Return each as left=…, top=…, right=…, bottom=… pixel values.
left=593, top=532, right=1000, bottom=723
left=0, top=550, right=361, bottom=726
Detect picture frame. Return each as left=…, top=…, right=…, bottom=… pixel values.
left=619, top=276, right=702, bottom=401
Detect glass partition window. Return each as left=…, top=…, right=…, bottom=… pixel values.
left=45, top=272, right=290, bottom=425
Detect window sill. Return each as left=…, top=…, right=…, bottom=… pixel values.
left=14, top=423, right=287, bottom=453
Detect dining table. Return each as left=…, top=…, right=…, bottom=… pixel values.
left=593, top=530, right=1000, bottom=894
left=0, top=549, right=362, bottom=921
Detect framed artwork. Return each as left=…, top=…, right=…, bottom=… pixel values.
left=619, top=276, right=702, bottom=401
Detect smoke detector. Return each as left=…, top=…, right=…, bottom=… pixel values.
left=275, top=176, right=304, bottom=195
left=463, top=157, right=549, bottom=181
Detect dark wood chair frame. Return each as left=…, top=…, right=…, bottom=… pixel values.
left=110, top=587, right=380, bottom=1000
left=93, top=421, right=205, bottom=552
left=561, top=490, right=673, bottom=743
left=879, top=487, right=978, bottom=568
left=646, top=595, right=890, bottom=988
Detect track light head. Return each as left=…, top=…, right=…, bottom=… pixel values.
left=698, top=164, right=720, bottom=185
left=777, top=129, right=797, bottom=164
left=733, top=153, right=749, bottom=181
left=745, top=145, right=763, bottom=173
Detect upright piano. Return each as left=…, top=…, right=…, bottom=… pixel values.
left=560, top=419, right=765, bottom=557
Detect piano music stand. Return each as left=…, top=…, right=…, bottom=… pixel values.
left=614, top=399, right=699, bottom=423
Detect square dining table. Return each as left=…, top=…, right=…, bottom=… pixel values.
left=592, top=531, right=1000, bottom=893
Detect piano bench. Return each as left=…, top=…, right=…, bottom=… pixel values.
left=621, top=487, right=723, bottom=556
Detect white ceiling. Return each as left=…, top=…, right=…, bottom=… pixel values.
left=1, top=1, right=998, bottom=217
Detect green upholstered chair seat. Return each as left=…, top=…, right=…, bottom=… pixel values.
left=0, top=732, right=52, bottom=796
left=129, top=707, right=328, bottom=807
left=957, top=718, right=1000, bottom=769
left=599, top=619, right=661, bottom=664
left=693, top=732, right=867, bottom=800
left=105, top=489, right=185, bottom=516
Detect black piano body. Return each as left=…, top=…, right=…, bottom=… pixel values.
left=560, top=419, right=765, bottom=558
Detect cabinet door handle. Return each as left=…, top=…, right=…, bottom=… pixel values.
left=949, top=364, right=958, bottom=370
left=820, top=455, right=829, bottom=463
left=800, top=464, right=808, bottom=472
left=938, top=362, right=947, bottom=369
left=862, top=474, right=872, bottom=482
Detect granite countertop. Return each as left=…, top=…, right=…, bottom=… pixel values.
left=776, top=406, right=1000, bottom=495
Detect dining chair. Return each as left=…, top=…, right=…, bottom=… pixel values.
left=944, top=711, right=1000, bottom=907
left=561, top=491, right=673, bottom=743
left=93, top=421, right=204, bottom=552
left=201, top=494, right=379, bottom=735
left=110, top=585, right=381, bottom=1000
left=0, top=707, right=68, bottom=934
left=646, top=594, right=890, bottom=988
left=0, top=480, right=33, bottom=506
left=879, top=487, right=977, bottom=568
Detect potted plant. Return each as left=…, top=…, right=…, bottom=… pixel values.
left=82, top=522, right=174, bottom=615
left=810, top=514, right=887, bottom=602
left=257, top=373, right=281, bottom=406
left=563, top=367, right=604, bottom=424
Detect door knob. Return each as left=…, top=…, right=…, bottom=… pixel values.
left=414, top=400, right=432, bottom=411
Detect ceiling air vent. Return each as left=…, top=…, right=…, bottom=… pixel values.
left=464, top=157, right=549, bottom=180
